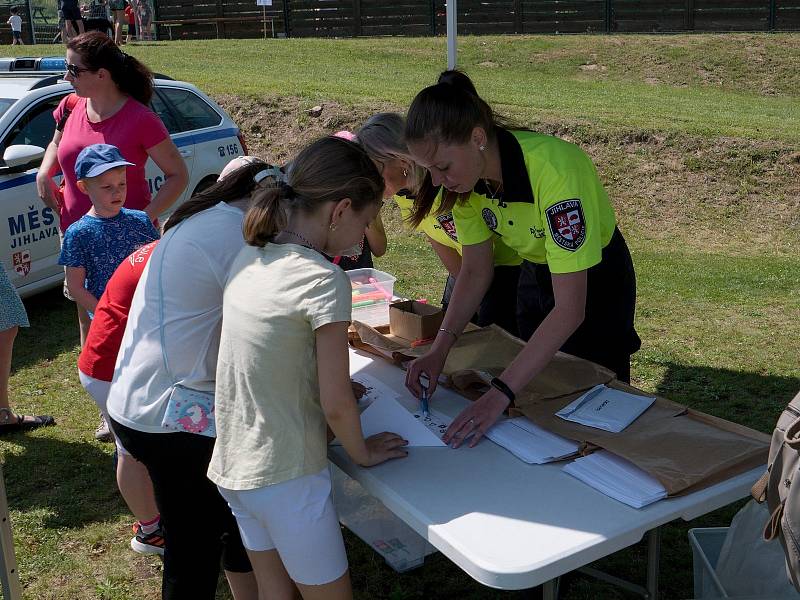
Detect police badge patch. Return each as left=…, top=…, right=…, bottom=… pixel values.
left=481, top=207, right=498, bottom=231
left=436, top=213, right=459, bottom=242
left=545, top=200, right=586, bottom=251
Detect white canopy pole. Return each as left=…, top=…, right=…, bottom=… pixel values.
left=446, top=0, right=457, bottom=70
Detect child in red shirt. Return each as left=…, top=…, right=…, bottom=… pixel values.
left=79, top=241, right=164, bottom=555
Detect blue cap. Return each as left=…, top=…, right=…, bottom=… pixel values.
left=74, top=143, right=135, bottom=180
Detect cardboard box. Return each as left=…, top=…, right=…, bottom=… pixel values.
left=389, top=301, right=444, bottom=342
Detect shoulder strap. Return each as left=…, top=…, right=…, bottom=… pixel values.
left=157, top=223, right=182, bottom=385
left=56, top=93, right=80, bottom=132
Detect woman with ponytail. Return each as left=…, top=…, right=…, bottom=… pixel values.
left=208, top=136, right=407, bottom=600
left=106, top=156, right=265, bottom=600
left=36, top=31, right=188, bottom=347
left=404, top=70, right=640, bottom=448
left=357, top=112, right=521, bottom=335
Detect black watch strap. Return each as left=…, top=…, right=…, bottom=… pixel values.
left=490, top=377, right=516, bottom=406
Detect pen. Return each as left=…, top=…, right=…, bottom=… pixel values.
left=420, top=384, right=429, bottom=418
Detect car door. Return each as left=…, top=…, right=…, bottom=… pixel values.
left=156, top=86, right=241, bottom=198
left=0, top=93, right=68, bottom=292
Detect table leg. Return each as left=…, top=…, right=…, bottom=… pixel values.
left=646, top=527, right=661, bottom=599
left=542, top=577, right=560, bottom=600
left=0, top=465, right=22, bottom=600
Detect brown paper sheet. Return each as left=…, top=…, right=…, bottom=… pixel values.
left=351, top=323, right=769, bottom=496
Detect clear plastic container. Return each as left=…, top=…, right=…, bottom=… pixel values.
left=330, top=464, right=436, bottom=572
left=347, top=268, right=396, bottom=327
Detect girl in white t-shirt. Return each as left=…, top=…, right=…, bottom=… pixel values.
left=209, top=136, right=408, bottom=600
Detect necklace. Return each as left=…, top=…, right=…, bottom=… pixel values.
left=483, top=178, right=503, bottom=199
left=283, top=230, right=320, bottom=253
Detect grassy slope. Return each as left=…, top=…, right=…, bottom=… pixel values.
left=2, top=34, right=799, bottom=599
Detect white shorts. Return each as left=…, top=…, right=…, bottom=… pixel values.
left=218, top=467, right=348, bottom=586
left=78, top=370, right=129, bottom=455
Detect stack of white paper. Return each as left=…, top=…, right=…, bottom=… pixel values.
left=485, top=417, right=580, bottom=464
left=563, top=450, right=667, bottom=509
left=556, top=385, right=656, bottom=433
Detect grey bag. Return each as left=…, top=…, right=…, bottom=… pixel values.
left=752, top=389, right=800, bottom=592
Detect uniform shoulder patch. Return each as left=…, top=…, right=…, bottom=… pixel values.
left=481, top=207, right=498, bottom=231
left=545, top=199, right=586, bottom=251
left=436, top=212, right=459, bottom=242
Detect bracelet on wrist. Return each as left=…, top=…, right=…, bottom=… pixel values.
left=490, top=377, right=516, bottom=406
left=438, top=327, right=459, bottom=341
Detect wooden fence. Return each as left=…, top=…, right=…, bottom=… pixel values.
left=152, top=0, right=800, bottom=40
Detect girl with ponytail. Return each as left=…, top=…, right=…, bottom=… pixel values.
left=209, top=136, right=407, bottom=600
left=404, top=70, right=640, bottom=448
left=36, top=30, right=188, bottom=346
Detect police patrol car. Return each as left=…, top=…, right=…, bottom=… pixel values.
left=0, top=57, right=246, bottom=298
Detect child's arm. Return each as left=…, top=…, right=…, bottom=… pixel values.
left=316, top=321, right=407, bottom=466
left=65, top=267, right=98, bottom=314
left=364, top=214, right=387, bottom=258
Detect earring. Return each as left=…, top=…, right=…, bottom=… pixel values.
left=479, top=145, right=486, bottom=151
left=402, top=168, right=408, bottom=177
left=329, top=223, right=337, bottom=232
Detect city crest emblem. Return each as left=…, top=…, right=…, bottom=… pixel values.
left=545, top=200, right=586, bottom=251
left=12, top=250, right=31, bottom=277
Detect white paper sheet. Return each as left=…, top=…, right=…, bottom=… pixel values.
left=360, top=395, right=446, bottom=447
left=410, top=408, right=453, bottom=440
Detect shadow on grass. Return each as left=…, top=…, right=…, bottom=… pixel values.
left=655, top=362, right=800, bottom=434
left=3, top=433, right=127, bottom=528
left=15, top=288, right=79, bottom=371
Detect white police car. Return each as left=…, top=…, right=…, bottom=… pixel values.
left=0, top=57, right=246, bottom=298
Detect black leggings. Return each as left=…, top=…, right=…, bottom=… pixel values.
left=516, top=228, right=640, bottom=382
left=110, top=419, right=252, bottom=600
left=442, top=264, right=521, bottom=337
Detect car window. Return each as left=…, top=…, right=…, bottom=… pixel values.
left=160, top=88, right=222, bottom=132
left=2, top=95, right=65, bottom=156
left=0, top=98, right=16, bottom=120
left=149, top=91, right=182, bottom=135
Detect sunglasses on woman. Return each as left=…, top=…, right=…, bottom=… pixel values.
left=66, top=63, right=92, bottom=78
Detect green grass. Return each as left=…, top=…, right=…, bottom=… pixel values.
left=8, top=33, right=800, bottom=140
left=2, top=33, right=800, bottom=599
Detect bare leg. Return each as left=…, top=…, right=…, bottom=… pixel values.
left=225, top=570, right=260, bottom=600
left=296, top=571, right=352, bottom=600
left=113, top=11, right=124, bottom=45
left=116, top=452, right=159, bottom=522
left=0, top=326, right=18, bottom=410
left=77, top=304, right=90, bottom=348
left=243, top=549, right=299, bottom=600
left=76, top=19, right=85, bottom=34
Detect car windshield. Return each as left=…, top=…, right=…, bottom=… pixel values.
left=0, top=98, right=17, bottom=119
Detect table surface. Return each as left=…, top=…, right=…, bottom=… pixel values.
left=328, top=348, right=762, bottom=591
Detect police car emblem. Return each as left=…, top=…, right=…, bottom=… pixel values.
left=481, top=208, right=498, bottom=231
left=436, top=213, right=459, bottom=241
left=545, top=200, right=586, bottom=251
left=12, top=250, right=30, bottom=277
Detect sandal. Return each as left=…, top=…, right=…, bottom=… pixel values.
left=0, top=407, right=55, bottom=435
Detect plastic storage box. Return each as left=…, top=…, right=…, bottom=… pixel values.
left=347, top=268, right=397, bottom=328
left=689, top=528, right=729, bottom=598
left=330, top=464, right=436, bottom=573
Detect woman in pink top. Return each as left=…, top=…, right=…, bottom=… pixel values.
left=36, top=31, right=188, bottom=346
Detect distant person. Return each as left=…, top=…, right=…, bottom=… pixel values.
left=0, top=264, right=55, bottom=435
left=108, top=0, right=124, bottom=44
left=61, top=0, right=85, bottom=39
left=124, top=2, right=135, bottom=42
left=7, top=7, right=23, bottom=45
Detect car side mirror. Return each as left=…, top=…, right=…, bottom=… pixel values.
left=3, top=144, right=46, bottom=171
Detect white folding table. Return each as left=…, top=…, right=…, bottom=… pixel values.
left=328, top=348, right=762, bottom=599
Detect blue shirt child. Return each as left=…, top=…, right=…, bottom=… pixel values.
left=58, top=207, right=159, bottom=308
